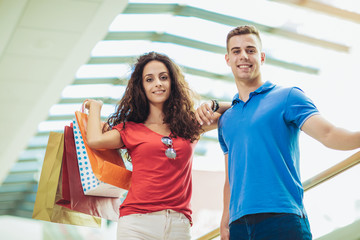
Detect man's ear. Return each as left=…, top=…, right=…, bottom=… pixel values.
left=225, top=54, right=230, bottom=66
left=261, top=52, right=266, bottom=64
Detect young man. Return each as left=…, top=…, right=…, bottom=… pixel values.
left=200, top=25, right=360, bottom=240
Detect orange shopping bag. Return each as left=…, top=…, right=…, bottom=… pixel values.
left=74, top=111, right=132, bottom=197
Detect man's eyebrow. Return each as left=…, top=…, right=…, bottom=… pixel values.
left=230, top=46, right=256, bottom=51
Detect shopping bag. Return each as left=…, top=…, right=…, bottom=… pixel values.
left=32, top=131, right=101, bottom=227
left=59, top=133, right=71, bottom=203
left=73, top=111, right=132, bottom=197
left=57, top=125, right=123, bottom=221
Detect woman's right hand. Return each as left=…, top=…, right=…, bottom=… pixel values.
left=84, top=99, right=103, bottom=110
left=84, top=99, right=109, bottom=133
left=85, top=99, right=123, bottom=149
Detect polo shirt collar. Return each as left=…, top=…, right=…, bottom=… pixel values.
left=254, top=81, right=275, bottom=94
left=232, top=81, right=276, bottom=105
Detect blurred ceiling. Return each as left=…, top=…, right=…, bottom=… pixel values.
left=0, top=0, right=360, bottom=239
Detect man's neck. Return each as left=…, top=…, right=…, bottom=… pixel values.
left=235, top=78, right=264, bottom=102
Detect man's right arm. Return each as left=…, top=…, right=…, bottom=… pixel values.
left=220, top=154, right=230, bottom=240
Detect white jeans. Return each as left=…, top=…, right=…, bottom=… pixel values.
left=117, top=209, right=191, bottom=240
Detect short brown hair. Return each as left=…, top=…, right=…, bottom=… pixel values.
left=226, top=25, right=262, bottom=52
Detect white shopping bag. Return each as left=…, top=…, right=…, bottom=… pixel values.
left=72, top=118, right=129, bottom=197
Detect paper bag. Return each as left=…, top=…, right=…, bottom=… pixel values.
left=57, top=125, right=123, bottom=220
left=32, top=132, right=101, bottom=227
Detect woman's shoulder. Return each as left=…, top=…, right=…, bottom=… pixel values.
left=124, top=121, right=142, bottom=127
left=113, top=121, right=139, bottom=132
left=118, top=121, right=145, bottom=132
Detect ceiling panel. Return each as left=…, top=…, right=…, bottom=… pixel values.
left=19, top=0, right=101, bottom=31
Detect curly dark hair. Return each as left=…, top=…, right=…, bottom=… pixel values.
left=107, top=52, right=202, bottom=142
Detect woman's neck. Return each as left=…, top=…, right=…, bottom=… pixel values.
left=144, top=104, right=171, bottom=136
left=145, top=103, right=165, bottom=124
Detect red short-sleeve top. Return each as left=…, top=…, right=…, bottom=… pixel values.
left=113, top=121, right=197, bottom=223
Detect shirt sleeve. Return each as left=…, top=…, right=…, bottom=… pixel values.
left=284, top=87, right=320, bottom=129
left=112, top=122, right=127, bottom=148
left=218, top=116, right=229, bottom=154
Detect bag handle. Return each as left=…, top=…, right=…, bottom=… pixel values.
left=81, top=100, right=89, bottom=114
left=81, top=99, right=104, bottom=113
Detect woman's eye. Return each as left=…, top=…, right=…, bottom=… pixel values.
left=160, top=75, right=168, bottom=80
left=146, top=78, right=152, bottom=82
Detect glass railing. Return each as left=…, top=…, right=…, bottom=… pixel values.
left=196, top=151, right=360, bottom=240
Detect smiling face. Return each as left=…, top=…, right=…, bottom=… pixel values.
left=225, top=34, right=265, bottom=85
left=142, top=60, right=171, bottom=107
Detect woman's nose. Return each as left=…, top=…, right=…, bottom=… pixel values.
left=154, top=78, right=162, bottom=86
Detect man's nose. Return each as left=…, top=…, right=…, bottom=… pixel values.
left=239, top=50, right=248, bottom=60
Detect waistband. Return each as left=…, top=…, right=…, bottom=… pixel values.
left=149, top=209, right=183, bottom=217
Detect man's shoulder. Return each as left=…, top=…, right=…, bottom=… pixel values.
left=267, top=84, right=304, bottom=99
left=270, top=84, right=295, bottom=92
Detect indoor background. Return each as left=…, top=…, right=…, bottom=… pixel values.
left=0, top=0, right=360, bottom=239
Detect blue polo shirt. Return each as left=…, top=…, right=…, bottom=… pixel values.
left=218, top=81, right=319, bottom=224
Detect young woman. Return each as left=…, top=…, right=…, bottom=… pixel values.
left=85, top=52, right=228, bottom=240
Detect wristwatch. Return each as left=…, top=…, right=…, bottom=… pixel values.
left=211, top=99, right=219, bottom=112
